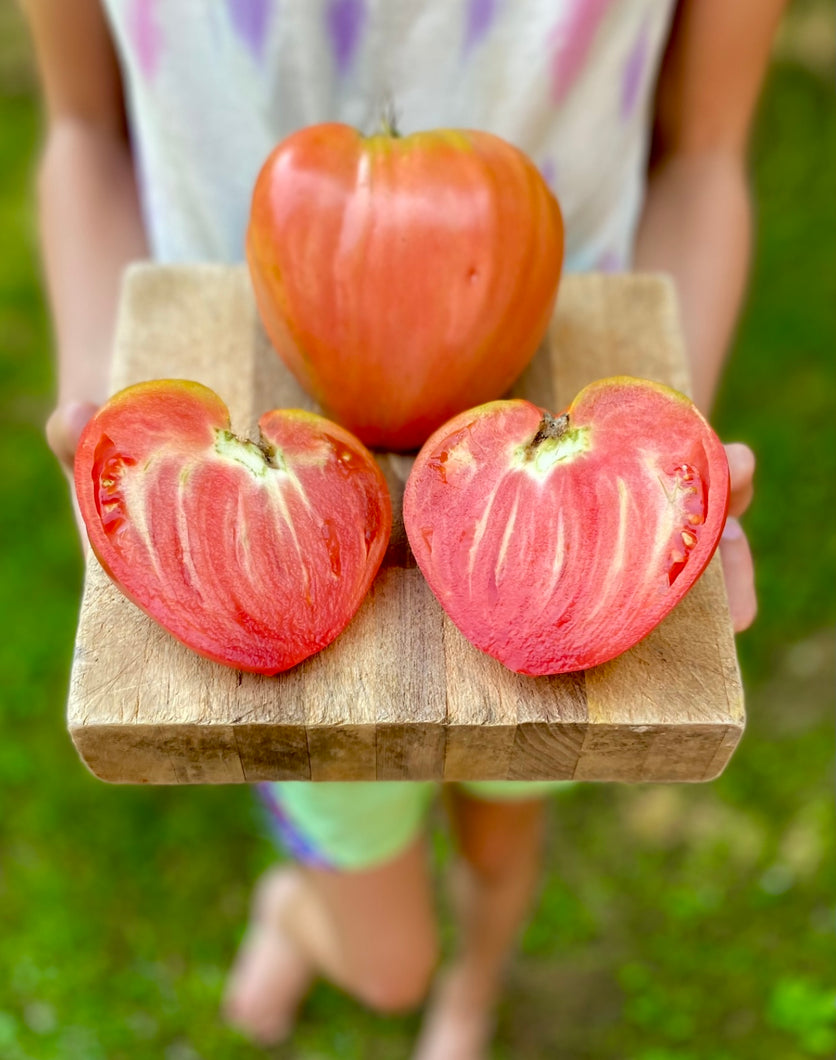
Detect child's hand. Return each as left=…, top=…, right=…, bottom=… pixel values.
left=46, top=400, right=99, bottom=472
left=719, top=443, right=757, bottom=632
left=46, top=400, right=99, bottom=546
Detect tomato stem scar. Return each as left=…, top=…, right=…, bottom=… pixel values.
left=527, top=412, right=569, bottom=454
left=514, top=412, right=590, bottom=476
left=214, top=428, right=285, bottom=476
left=375, top=96, right=401, bottom=138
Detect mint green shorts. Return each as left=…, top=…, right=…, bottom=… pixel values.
left=258, top=780, right=570, bottom=872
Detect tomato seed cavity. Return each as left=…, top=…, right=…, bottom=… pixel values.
left=92, top=434, right=136, bottom=536
left=427, top=450, right=449, bottom=483
left=321, top=518, right=342, bottom=578
left=665, top=462, right=707, bottom=585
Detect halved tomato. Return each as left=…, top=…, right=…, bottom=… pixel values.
left=403, top=377, right=730, bottom=675
left=75, top=380, right=392, bottom=674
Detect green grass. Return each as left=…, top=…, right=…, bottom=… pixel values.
left=1, top=44, right=834, bottom=1060
left=714, top=59, right=836, bottom=679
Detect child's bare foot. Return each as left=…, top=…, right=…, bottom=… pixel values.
left=412, top=965, right=497, bottom=1060
left=223, top=866, right=314, bottom=1045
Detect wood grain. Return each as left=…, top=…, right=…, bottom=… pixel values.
left=67, top=264, right=744, bottom=784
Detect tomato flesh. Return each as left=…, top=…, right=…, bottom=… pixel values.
left=75, top=380, right=392, bottom=674
left=403, top=377, right=730, bottom=675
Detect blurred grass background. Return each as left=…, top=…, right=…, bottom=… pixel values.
left=0, top=3, right=834, bottom=1058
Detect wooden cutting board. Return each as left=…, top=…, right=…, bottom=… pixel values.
left=67, top=264, right=744, bottom=785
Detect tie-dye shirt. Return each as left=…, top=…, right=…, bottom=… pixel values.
left=103, top=0, right=676, bottom=271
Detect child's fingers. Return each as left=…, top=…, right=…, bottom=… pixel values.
left=46, top=402, right=98, bottom=549
left=724, top=442, right=755, bottom=518
left=45, top=400, right=98, bottom=470
left=720, top=516, right=757, bottom=632
left=719, top=443, right=757, bottom=630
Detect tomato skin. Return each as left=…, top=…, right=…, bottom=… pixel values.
left=403, top=377, right=730, bottom=675
left=247, top=122, right=564, bottom=451
left=74, top=380, right=392, bottom=675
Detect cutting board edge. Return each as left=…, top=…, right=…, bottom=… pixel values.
left=68, top=715, right=745, bottom=785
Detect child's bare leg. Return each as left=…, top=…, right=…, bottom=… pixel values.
left=223, top=866, right=314, bottom=1044
left=414, top=792, right=547, bottom=1060
left=290, top=834, right=439, bottom=1009
left=224, top=834, right=438, bottom=1044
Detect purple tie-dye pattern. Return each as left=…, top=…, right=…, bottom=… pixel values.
left=621, top=22, right=650, bottom=120
left=327, top=0, right=366, bottom=77
left=597, top=249, right=623, bottom=273
left=129, top=0, right=162, bottom=82
left=539, top=156, right=557, bottom=193
left=464, top=0, right=498, bottom=53
left=257, top=784, right=334, bottom=870
left=227, top=0, right=272, bottom=62
left=549, top=0, right=615, bottom=105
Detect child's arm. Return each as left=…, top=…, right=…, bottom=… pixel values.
left=634, top=0, right=786, bottom=412
left=633, top=0, right=786, bottom=631
left=22, top=0, right=148, bottom=468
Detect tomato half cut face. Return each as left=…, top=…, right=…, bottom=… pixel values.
left=75, top=380, right=392, bottom=674
left=403, top=377, right=730, bottom=675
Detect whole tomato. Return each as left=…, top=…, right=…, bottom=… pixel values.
left=247, top=121, right=564, bottom=451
